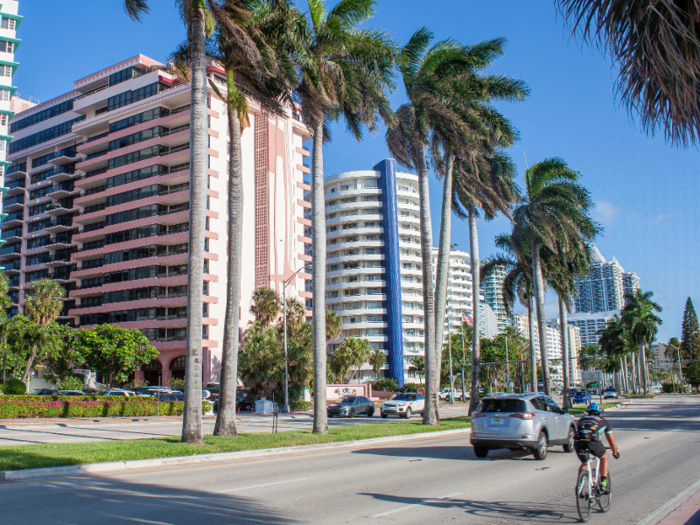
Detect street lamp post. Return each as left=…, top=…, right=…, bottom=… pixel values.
left=505, top=335, right=510, bottom=393
left=282, top=265, right=308, bottom=413
left=461, top=319, right=466, bottom=403
left=667, top=343, right=683, bottom=393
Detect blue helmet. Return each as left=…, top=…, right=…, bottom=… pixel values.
left=587, top=403, right=601, bottom=415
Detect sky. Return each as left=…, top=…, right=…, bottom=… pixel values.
left=12, top=0, right=700, bottom=341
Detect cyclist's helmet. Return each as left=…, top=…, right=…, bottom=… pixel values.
left=586, top=403, right=602, bottom=415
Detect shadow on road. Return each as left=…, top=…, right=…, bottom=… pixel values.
left=606, top=401, right=700, bottom=432
left=360, top=492, right=581, bottom=523
left=1, top=476, right=298, bottom=525
left=352, top=443, right=574, bottom=461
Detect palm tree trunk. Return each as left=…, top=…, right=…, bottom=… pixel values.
left=214, top=70, right=244, bottom=437
left=434, top=149, right=454, bottom=367
left=639, top=344, right=648, bottom=395
left=20, top=344, right=37, bottom=385
left=467, top=206, right=481, bottom=414
left=559, top=296, right=571, bottom=409
left=182, top=0, right=207, bottom=445
left=531, top=241, right=550, bottom=395
left=528, top=293, right=537, bottom=391
left=2, top=341, right=7, bottom=383
left=416, top=147, right=439, bottom=425
left=311, top=119, right=328, bottom=434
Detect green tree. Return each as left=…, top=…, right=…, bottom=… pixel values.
left=326, top=309, right=342, bottom=341
left=0, top=272, right=12, bottom=383
left=340, top=337, right=371, bottom=382
left=250, top=287, right=282, bottom=327
left=511, top=159, right=597, bottom=396
left=409, top=357, right=425, bottom=383
left=75, top=324, right=157, bottom=386
left=556, top=0, right=700, bottom=146
left=296, top=0, right=395, bottom=434
left=368, top=348, right=386, bottom=378
left=622, top=289, right=662, bottom=395
left=43, top=324, right=85, bottom=386
left=680, top=298, right=700, bottom=380
left=278, top=298, right=313, bottom=400
left=238, top=324, right=283, bottom=398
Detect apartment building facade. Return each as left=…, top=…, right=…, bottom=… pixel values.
left=321, top=159, right=475, bottom=385
left=2, top=54, right=311, bottom=385
left=481, top=263, right=508, bottom=334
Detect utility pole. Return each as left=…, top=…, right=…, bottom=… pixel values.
left=282, top=265, right=308, bottom=413
left=505, top=335, right=510, bottom=393
left=461, top=319, right=466, bottom=402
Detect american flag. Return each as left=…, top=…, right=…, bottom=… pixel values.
left=462, top=310, right=473, bottom=326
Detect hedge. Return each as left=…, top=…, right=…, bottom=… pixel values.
left=0, top=396, right=211, bottom=419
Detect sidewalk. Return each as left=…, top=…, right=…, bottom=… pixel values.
left=656, top=489, right=700, bottom=525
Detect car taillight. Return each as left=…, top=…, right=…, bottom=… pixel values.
left=472, top=411, right=485, bottom=418
left=509, top=412, right=535, bottom=420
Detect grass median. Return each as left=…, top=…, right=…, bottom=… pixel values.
left=0, top=416, right=471, bottom=472
left=568, top=402, right=620, bottom=415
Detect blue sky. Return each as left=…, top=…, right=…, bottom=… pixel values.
left=13, top=1, right=699, bottom=341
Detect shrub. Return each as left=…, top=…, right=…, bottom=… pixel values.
left=168, top=378, right=186, bottom=390
left=59, top=375, right=85, bottom=391
left=400, top=383, right=424, bottom=393
left=123, top=379, right=149, bottom=390
left=1, top=379, right=26, bottom=395
left=373, top=378, right=399, bottom=392
left=290, top=400, right=312, bottom=412
left=662, top=382, right=675, bottom=393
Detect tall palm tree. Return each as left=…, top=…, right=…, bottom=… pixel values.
left=511, top=158, right=598, bottom=396
left=555, top=0, right=700, bottom=146
left=453, top=153, right=520, bottom=413
left=296, top=0, right=395, bottom=434
left=598, top=314, right=629, bottom=392
left=622, top=289, right=662, bottom=395
left=20, top=279, right=64, bottom=385
left=0, top=273, right=11, bottom=383
left=250, top=287, right=282, bottom=329
left=431, top=38, right=528, bottom=384
left=122, top=0, right=150, bottom=21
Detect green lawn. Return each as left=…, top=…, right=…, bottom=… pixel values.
left=0, top=417, right=471, bottom=472
left=568, top=402, right=620, bottom=415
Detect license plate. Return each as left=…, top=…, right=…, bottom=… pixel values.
left=492, top=417, right=504, bottom=425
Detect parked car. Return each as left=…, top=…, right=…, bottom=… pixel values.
left=381, top=393, right=424, bottom=419
left=158, top=393, right=184, bottom=402
left=327, top=396, right=374, bottom=418
left=33, top=389, right=58, bottom=396
left=470, top=393, right=576, bottom=460
left=212, top=395, right=252, bottom=413
left=439, top=388, right=463, bottom=401
left=603, top=387, right=619, bottom=399
left=572, top=390, right=592, bottom=404
left=99, top=390, right=135, bottom=397
left=56, top=390, right=86, bottom=396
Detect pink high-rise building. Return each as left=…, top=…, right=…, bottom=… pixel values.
left=2, top=55, right=312, bottom=385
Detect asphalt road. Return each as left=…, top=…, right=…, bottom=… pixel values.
left=0, top=395, right=698, bottom=524
left=0, top=404, right=473, bottom=446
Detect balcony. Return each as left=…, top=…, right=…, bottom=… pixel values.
left=2, top=194, right=25, bottom=212
left=2, top=259, right=21, bottom=272
left=1, top=227, right=23, bottom=241
left=1, top=211, right=23, bottom=227
left=45, top=217, right=77, bottom=234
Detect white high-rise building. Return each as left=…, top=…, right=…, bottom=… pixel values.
left=567, top=311, right=618, bottom=346
left=481, top=263, right=509, bottom=334
left=573, top=246, right=640, bottom=313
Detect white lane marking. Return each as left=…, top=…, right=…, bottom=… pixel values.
left=636, top=477, right=700, bottom=525
left=369, top=492, right=463, bottom=518
left=216, top=477, right=312, bottom=493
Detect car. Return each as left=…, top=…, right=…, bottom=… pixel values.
left=603, top=387, right=619, bottom=399
left=56, top=390, right=86, bottom=396
left=381, top=393, right=424, bottom=419
left=439, top=388, right=463, bottom=401
left=572, top=390, right=592, bottom=404
left=33, top=389, right=58, bottom=396
left=212, top=395, right=252, bottom=413
left=99, top=390, right=135, bottom=397
left=327, top=396, right=374, bottom=418
left=158, top=393, right=184, bottom=402
left=470, top=393, right=576, bottom=460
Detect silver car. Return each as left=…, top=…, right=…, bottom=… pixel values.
left=469, top=393, right=576, bottom=460
left=380, top=393, right=424, bottom=419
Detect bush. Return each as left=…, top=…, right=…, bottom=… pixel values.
left=1, top=379, right=26, bottom=395
left=662, top=382, right=675, bottom=393
left=290, top=400, right=312, bottom=412
left=0, top=395, right=211, bottom=419
left=373, top=378, right=399, bottom=392
left=168, top=378, right=186, bottom=390
left=59, top=375, right=85, bottom=391
left=123, top=379, right=149, bottom=390
left=400, top=383, right=424, bottom=393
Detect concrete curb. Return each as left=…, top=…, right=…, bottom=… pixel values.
left=0, top=427, right=472, bottom=482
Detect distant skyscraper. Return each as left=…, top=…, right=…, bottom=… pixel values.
left=481, top=263, right=508, bottom=334
left=573, top=246, right=639, bottom=313
left=567, top=311, right=618, bottom=346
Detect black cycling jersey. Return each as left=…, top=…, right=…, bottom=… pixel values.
left=575, top=414, right=613, bottom=442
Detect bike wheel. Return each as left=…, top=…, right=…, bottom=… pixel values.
left=576, top=470, right=593, bottom=522
left=598, top=474, right=612, bottom=512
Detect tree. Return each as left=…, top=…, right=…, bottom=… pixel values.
left=598, top=315, right=630, bottom=392
left=238, top=324, right=284, bottom=398
left=337, top=337, right=371, bottom=382
left=368, top=348, right=386, bottom=378
left=556, top=0, right=700, bottom=146
left=0, top=272, right=12, bottom=383
left=250, top=287, right=282, bottom=327
left=326, top=309, right=342, bottom=341
left=21, top=279, right=65, bottom=385
left=296, top=0, right=395, bottom=434
left=409, top=357, right=425, bottom=383
left=75, top=324, right=158, bottom=386
left=511, top=158, right=598, bottom=396
left=43, top=324, right=85, bottom=386
left=622, top=289, right=662, bottom=395
left=680, top=298, right=700, bottom=377
left=278, top=298, right=313, bottom=400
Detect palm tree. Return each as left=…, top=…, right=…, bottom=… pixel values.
left=368, top=348, right=386, bottom=378
left=622, top=289, right=662, bottom=395
left=454, top=152, right=521, bottom=412
left=0, top=273, right=12, bottom=383
left=555, top=0, right=700, bottom=146
left=122, top=0, right=149, bottom=21
left=325, top=309, right=342, bottom=342
left=511, top=158, right=598, bottom=396
left=295, top=0, right=394, bottom=434
left=431, top=39, right=528, bottom=386
left=20, top=279, right=64, bottom=385
left=598, top=315, right=629, bottom=392
left=250, top=287, right=282, bottom=328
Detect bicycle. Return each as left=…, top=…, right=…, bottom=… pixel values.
left=575, top=449, right=613, bottom=522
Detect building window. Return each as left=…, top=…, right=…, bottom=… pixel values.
left=1, top=114, right=6, bottom=125
left=1, top=18, right=15, bottom=30
left=1, top=65, right=10, bottom=77
left=1, top=89, right=9, bottom=101
left=0, top=40, right=13, bottom=53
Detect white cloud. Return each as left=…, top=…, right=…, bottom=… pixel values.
left=653, top=214, right=666, bottom=224
left=592, top=201, right=620, bottom=225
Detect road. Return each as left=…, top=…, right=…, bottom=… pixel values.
left=0, top=395, right=698, bottom=524
left=0, top=404, right=473, bottom=446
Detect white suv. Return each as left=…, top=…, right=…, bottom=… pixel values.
left=380, top=393, right=425, bottom=419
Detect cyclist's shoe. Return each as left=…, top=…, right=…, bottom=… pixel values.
left=600, top=477, right=610, bottom=494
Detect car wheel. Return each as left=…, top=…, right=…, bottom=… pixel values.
left=533, top=432, right=548, bottom=460
left=563, top=427, right=575, bottom=452
left=404, top=408, right=412, bottom=419
left=348, top=409, right=355, bottom=418
left=381, top=413, right=388, bottom=419
left=368, top=408, right=374, bottom=417
left=473, top=446, right=489, bottom=458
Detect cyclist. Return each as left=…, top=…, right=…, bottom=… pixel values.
left=574, top=403, right=620, bottom=493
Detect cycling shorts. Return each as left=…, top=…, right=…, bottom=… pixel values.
left=574, top=440, right=606, bottom=462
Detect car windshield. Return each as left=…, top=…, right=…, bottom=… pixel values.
left=575, top=391, right=586, bottom=395
left=478, top=399, right=526, bottom=413
left=605, top=388, right=616, bottom=391
left=390, top=394, right=414, bottom=401
left=338, top=397, right=356, bottom=404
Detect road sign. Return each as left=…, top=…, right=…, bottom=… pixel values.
left=581, top=370, right=601, bottom=383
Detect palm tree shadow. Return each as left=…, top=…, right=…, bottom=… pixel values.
left=360, top=492, right=581, bottom=524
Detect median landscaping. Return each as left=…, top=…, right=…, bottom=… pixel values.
left=0, top=417, right=471, bottom=472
